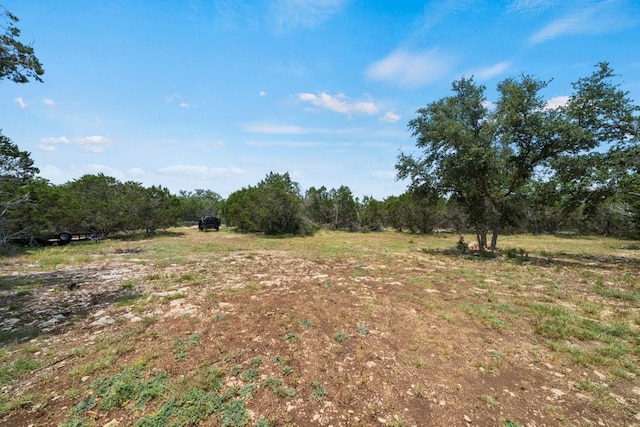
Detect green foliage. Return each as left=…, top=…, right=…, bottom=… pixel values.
left=283, top=332, right=299, bottom=342
left=0, top=356, right=41, bottom=386
left=0, top=7, right=44, bottom=84
left=398, top=63, right=640, bottom=247
left=177, top=189, right=223, bottom=223
left=222, top=172, right=314, bottom=235
left=311, top=381, right=326, bottom=400
left=333, top=330, right=349, bottom=343
left=222, top=399, right=250, bottom=427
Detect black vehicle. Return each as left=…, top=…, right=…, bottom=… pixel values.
left=198, top=216, right=220, bottom=231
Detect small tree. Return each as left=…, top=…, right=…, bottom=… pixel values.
left=0, top=131, right=40, bottom=245
left=222, top=172, right=313, bottom=235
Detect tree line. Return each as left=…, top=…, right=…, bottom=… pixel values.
left=1, top=6, right=638, bottom=249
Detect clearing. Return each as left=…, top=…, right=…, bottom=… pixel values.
left=1, top=229, right=639, bottom=426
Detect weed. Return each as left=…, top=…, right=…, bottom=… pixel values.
left=282, top=365, right=293, bottom=375
left=592, top=280, right=638, bottom=301
left=222, top=399, right=250, bottom=427
left=0, top=357, right=41, bottom=386
left=299, top=319, right=314, bottom=327
left=188, top=332, right=203, bottom=346
left=114, top=292, right=144, bottom=307
left=505, top=248, right=529, bottom=261
left=387, top=416, right=406, bottom=426
left=254, top=416, right=270, bottom=427
left=250, top=357, right=262, bottom=368
left=179, top=272, right=197, bottom=281
left=480, top=394, right=499, bottom=409
left=284, top=332, right=300, bottom=342
left=242, top=368, right=260, bottom=382
left=91, top=367, right=143, bottom=409
left=504, top=421, right=524, bottom=427
left=462, top=303, right=510, bottom=330
left=72, top=396, right=96, bottom=415
left=356, top=325, right=369, bottom=335
left=311, top=381, right=326, bottom=400
left=172, top=339, right=188, bottom=361
left=333, top=330, right=349, bottom=343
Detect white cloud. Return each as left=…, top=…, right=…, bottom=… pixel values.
left=14, top=97, right=27, bottom=109
left=179, top=102, right=192, bottom=108
left=41, top=136, right=70, bottom=144
left=128, top=168, right=145, bottom=177
left=365, top=48, right=454, bottom=87
left=259, top=90, right=267, bottom=96
left=75, top=135, right=112, bottom=153
left=473, top=62, right=511, bottom=80
left=272, top=0, right=348, bottom=32
left=157, top=165, right=245, bottom=179
left=545, top=95, right=569, bottom=109
left=43, top=98, right=55, bottom=106
left=379, top=111, right=401, bottom=124
left=298, top=92, right=379, bottom=116
left=38, top=144, right=59, bottom=152
left=371, top=170, right=396, bottom=180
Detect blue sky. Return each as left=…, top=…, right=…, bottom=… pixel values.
left=2, top=0, right=639, bottom=199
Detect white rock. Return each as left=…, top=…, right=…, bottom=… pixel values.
left=89, top=316, right=115, bottom=327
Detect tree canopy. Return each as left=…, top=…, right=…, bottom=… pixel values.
left=397, top=63, right=639, bottom=250
left=0, top=6, right=44, bottom=83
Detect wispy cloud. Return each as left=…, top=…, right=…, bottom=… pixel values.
left=41, top=136, right=70, bottom=144
left=243, top=123, right=310, bottom=135
left=38, top=135, right=112, bottom=153
left=38, top=144, right=59, bottom=152
left=165, top=93, right=195, bottom=108
left=508, top=0, right=553, bottom=14
left=528, top=2, right=639, bottom=45
left=473, top=62, right=511, bottom=80
left=371, top=170, right=396, bottom=180
left=242, top=122, right=362, bottom=135
left=246, top=140, right=330, bottom=148
left=298, top=92, right=379, bottom=116
left=14, top=97, right=27, bottom=109
left=157, top=165, right=245, bottom=179
left=76, top=135, right=113, bottom=153
left=379, top=111, right=401, bottom=124
left=272, top=0, right=348, bottom=32
left=365, top=48, right=455, bottom=87
left=43, top=98, right=55, bottom=106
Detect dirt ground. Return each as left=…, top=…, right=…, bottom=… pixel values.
left=1, top=230, right=639, bottom=426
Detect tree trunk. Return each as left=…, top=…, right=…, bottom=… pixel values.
left=490, top=222, right=499, bottom=251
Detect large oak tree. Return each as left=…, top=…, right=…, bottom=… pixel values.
left=397, top=63, right=639, bottom=250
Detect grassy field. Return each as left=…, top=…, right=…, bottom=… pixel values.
left=0, top=228, right=638, bottom=426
